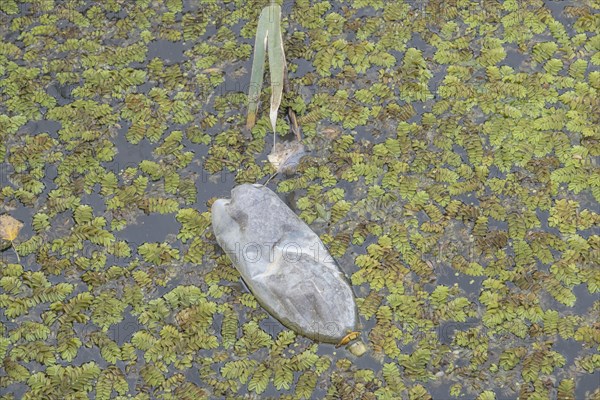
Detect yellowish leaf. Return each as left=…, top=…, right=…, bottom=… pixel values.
left=0, top=215, right=24, bottom=241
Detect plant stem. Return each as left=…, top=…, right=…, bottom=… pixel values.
left=264, top=172, right=278, bottom=186
left=11, top=240, right=20, bottom=263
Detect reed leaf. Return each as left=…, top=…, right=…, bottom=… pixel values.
left=246, top=2, right=286, bottom=139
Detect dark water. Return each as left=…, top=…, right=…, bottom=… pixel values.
left=1, top=0, right=599, bottom=399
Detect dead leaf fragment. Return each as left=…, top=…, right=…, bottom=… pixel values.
left=267, top=140, right=306, bottom=173
left=0, top=215, right=23, bottom=241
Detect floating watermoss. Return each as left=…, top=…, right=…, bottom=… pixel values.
left=0, top=0, right=599, bottom=398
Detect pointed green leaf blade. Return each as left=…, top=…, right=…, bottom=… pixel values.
left=267, top=4, right=285, bottom=135
left=246, top=6, right=270, bottom=130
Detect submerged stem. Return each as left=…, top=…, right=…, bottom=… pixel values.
left=11, top=240, right=20, bottom=263
left=264, top=172, right=278, bottom=186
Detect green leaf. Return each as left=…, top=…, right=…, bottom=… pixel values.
left=248, top=363, right=271, bottom=394
left=247, top=3, right=285, bottom=136
left=221, top=359, right=258, bottom=383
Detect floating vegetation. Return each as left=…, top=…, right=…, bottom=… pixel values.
left=0, top=0, right=599, bottom=399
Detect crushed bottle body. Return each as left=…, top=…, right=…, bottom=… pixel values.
left=212, top=184, right=358, bottom=344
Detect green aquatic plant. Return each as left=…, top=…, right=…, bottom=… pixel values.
left=95, top=366, right=129, bottom=400
left=137, top=242, right=179, bottom=266
left=0, top=0, right=599, bottom=398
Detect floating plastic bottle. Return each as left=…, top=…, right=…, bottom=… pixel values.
left=212, top=184, right=365, bottom=355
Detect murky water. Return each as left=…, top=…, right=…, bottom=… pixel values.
left=1, top=0, right=599, bottom=399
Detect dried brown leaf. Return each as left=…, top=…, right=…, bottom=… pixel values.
left=0, top=215, right=23, bottom=241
